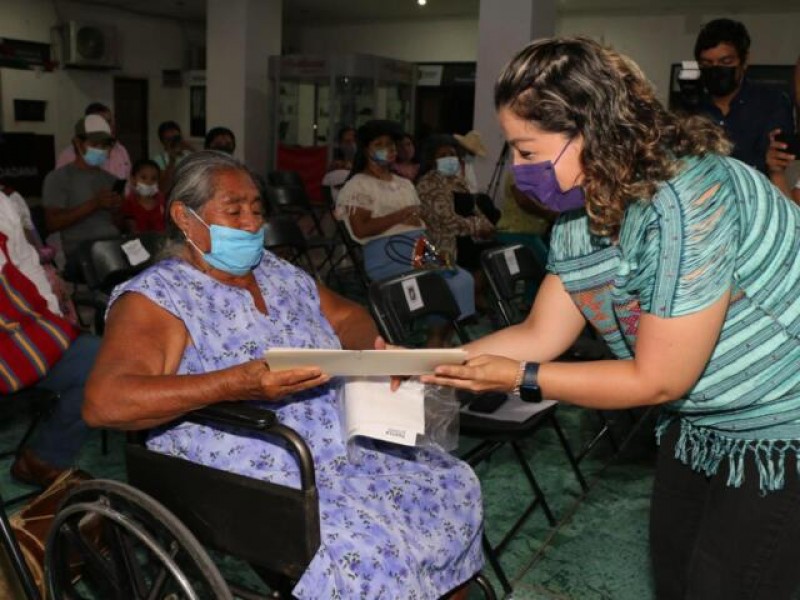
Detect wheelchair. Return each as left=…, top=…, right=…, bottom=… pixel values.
left=11, top=401, right=497, bottom=599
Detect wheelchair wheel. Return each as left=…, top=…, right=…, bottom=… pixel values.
left=44, top=479, right=232, bottom=600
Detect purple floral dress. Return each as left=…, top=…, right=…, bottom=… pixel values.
left=109, top=251, right=484, bottom=599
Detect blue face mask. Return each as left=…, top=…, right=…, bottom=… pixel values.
left=436, top=156, right=461, bottom=177
left=370, top=148, right=392, bottom=166
left=83, top=146, right=109, bottom=167
left=187, top=209, right=265, bottom=276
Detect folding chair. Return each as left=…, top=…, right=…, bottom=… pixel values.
left=0, top=389, right=58, bottom=505
left=264, top=216, right=321, bottom=279
left=267, top=170, right=305, bottom=190
left=264, top=186, right=352, bottom=289
left=321, top=185, right=369, bottom=293
left=368, top=269, right=587, bottom=596
left=75, top=235, right=164, bottom=335
left=0, top=487, right=41, bottom=599
left=481, top=244, right=627, bottom=462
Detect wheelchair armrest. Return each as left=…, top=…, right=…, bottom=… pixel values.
left=189, top=401, right=277, bottom=431
left=186, top=401, right=316, bottom=491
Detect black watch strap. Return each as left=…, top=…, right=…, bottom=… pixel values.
left=519, top=362, right=543, bottom=403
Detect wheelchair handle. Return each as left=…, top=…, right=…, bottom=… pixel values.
left=193, top=401, right=276, bottom=430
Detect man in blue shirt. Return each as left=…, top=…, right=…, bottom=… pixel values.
left=694, top=19, right=794, bottom=189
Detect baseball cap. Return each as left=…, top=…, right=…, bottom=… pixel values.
left=74, top=114, right=114, bottom=144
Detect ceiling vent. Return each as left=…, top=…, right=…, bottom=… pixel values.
left=62, top=21, right=120, bottom=70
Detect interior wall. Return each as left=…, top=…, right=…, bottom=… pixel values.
left=286, top=17, right=479, bottom=63
left=559, top=11, right=800, bottom=104
left=287, top=10, right=800, bottom=104
left=0, top=0, right=203, bottom=162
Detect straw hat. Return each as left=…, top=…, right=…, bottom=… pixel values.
left=453, top=130, right=487, bottom=157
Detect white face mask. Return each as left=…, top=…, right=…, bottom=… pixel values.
left=135, top=182, right=158, bottom=197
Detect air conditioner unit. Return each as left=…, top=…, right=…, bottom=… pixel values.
left=62, top=21, right=119, bottom=69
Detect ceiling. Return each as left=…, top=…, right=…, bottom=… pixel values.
left=73, top=0, right=800, bottom=25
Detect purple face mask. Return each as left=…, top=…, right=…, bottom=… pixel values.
left=510, top=139, right=585, bottom=213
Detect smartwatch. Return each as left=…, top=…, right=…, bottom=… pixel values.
left=518, top=362, right=543, bottom=403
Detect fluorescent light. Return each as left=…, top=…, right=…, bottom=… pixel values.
left=418, top=0, right=427, bottom=5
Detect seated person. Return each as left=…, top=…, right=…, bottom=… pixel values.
left=337, top=121, right=477, bottom=346
left=56, top=102, right=132, bottom=180
left=0, top=194, right=99, bottom=487
left=328, top=126, right=356, bottom=172
left=391, top=132, right=420, bottom=181
left=204, top=126, right=236, bottom=154
left=123, top=159, right=166, bottom=234
left=416, top=134, right=496, bottom=273
left=83, top=151, right=484, bottom=600
left=153, top=120, right=194, bottom=192
left=2, top=186, right=78, bottom=323
left=693, top=19, right=793, bottom=185
left=43, top=115, right=122, bottom=281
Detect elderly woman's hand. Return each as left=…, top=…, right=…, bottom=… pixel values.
left=244, top=360, right=331, bottom=401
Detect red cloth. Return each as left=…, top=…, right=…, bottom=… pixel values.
left=276, top=145, right=329, bottom=204
left=123, top=192, right=166, bottom=233
left=0, top=232, right=79, bottom=392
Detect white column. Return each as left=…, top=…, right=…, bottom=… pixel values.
left=206, top=0, right=281, bottom=175
left=471, top=0, right=556, bottom=192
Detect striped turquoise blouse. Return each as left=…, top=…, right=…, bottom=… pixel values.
left=547, top=154, right=800, bottom=491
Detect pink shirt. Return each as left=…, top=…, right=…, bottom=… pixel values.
left=56, top=142, right=132, bottom=180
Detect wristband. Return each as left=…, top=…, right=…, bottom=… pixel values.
left=518, top=362, right=543, bottom=403
left=512, top=361, right=526, bottom=395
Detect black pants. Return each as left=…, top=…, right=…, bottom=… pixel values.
left=650, top=421, right=800, bottom=600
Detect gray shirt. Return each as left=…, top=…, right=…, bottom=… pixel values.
left=42, top=164, right=119, bottom=257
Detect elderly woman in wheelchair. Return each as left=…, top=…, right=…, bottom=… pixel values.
left=82, top=151, right=486, bottom=599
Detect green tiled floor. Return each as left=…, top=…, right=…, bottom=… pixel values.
left=1, top=403, right=659, bottom=599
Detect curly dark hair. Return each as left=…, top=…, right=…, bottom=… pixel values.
left=495, top=36, right=731, bottom=237
left=694, top=19, right=751, bottom=63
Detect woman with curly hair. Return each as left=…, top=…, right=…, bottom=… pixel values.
left=423, top=37, right=800, bottom=598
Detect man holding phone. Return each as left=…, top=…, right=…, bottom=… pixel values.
left=43, top=115, right=122, bottom=280
left=693, top=19, right=795, bottom=194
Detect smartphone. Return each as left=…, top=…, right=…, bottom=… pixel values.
left=776, top=132, right=800, bottom=157
left=112, top=179, right=127, bottom=195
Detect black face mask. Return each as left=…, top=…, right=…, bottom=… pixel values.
left=701, top=66, right=740, bottom=97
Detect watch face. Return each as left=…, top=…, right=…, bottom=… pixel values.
left=519, top=385, right=543, bottom=403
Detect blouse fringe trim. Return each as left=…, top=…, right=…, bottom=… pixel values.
left=656, top=414, right=799, bottom=493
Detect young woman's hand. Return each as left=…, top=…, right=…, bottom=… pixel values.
left=374, top=336, right=409, bottom=391
left=421, top=354, right=520, bottom=393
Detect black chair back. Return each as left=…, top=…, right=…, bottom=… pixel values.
left=264, top=216, right=308, bottom=251
left=78, top=235, right=165, bottom=294
left=267, top=170, right=304, bottom=190
left=263, top=185, right=312, bottom=215
left=368, top=270, right=467, bottom=346
left=481, top=244, right=546, bottom=326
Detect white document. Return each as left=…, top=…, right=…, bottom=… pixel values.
left=263, top=348, right=466, bottom=377
left=121, top=239, right=151, bottom=266
left=343, top=377, right=425, bottom=446
left=461, top=395, right=556, bottom=422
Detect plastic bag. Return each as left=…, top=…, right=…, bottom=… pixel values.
left=338, top=377, right=460, bottom=461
